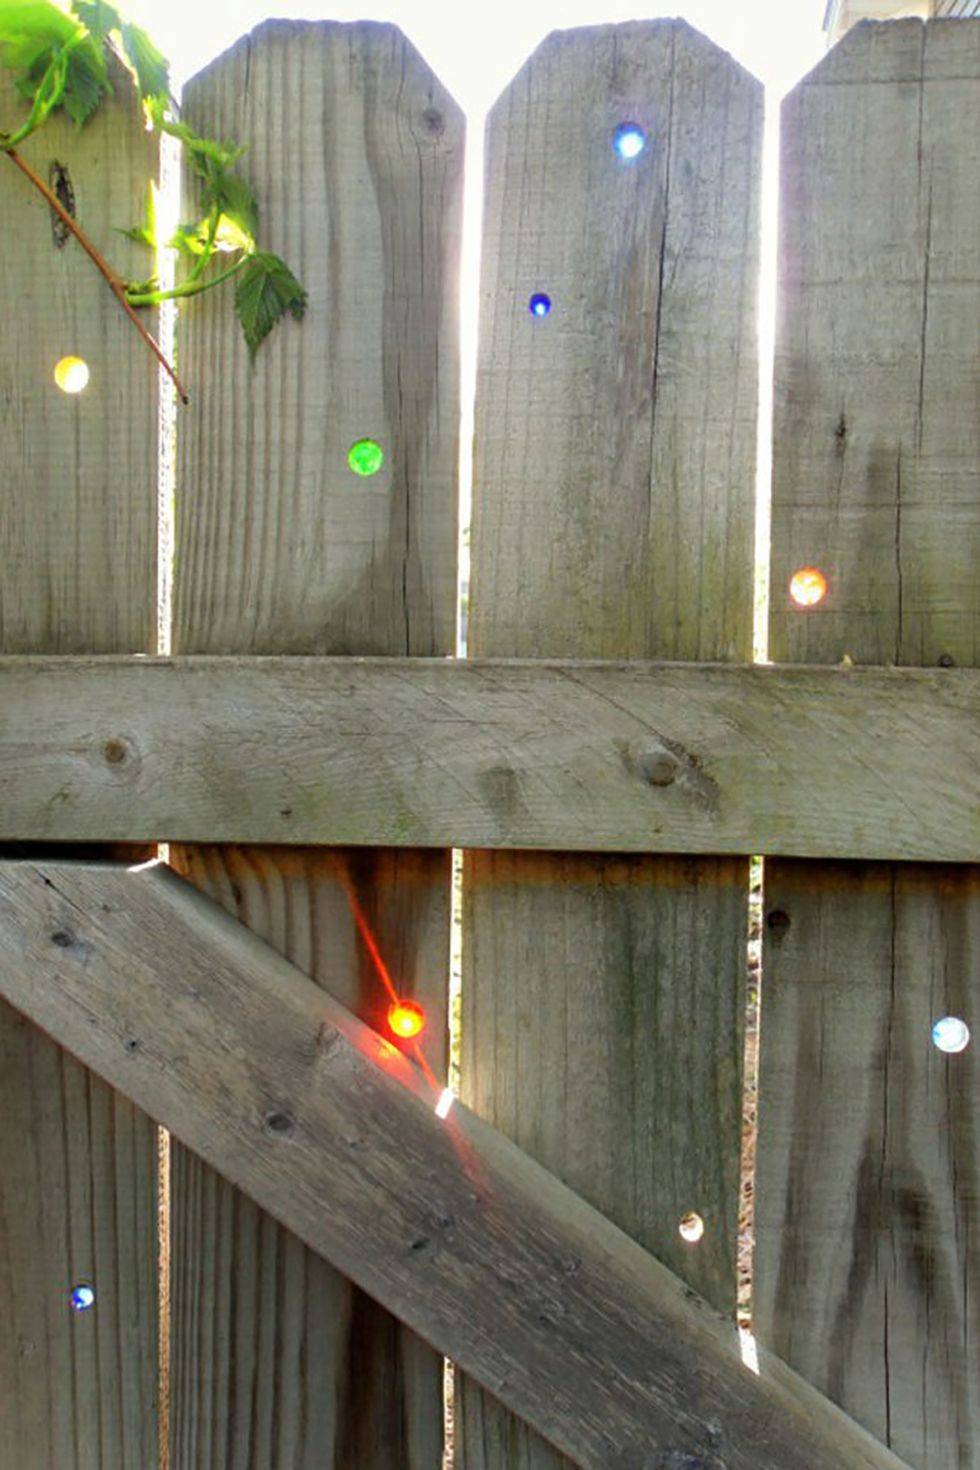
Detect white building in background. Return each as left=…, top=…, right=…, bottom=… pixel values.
left=824, top=0, right=980, bottom=44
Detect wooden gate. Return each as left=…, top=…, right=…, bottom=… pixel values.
left=0, top=14, right=977, bottom=1469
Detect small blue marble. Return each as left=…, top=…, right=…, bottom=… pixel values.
left=529, top=293, right=551, bottom=318
left=613, top=123, right=646, bottom=161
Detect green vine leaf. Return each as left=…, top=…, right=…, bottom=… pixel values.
left=1, top=0, right=308, bottom=380
left=118, top=20, right=167, bottom=105
left=168, top=221, right=209, bottom=257
left=209, top=171, right=258, bottom=249
left=70, top=1, right=120, bottom=43
left=60, top=42, right=109, bottom=125
left=1, top=5, right=108, bottom=137
left=235, top=251, right=308, bottom=360
left=0, top=1, right=78, bottom=72
left=152, top=107, right=245, bottom=172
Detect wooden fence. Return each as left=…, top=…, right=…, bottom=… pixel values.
left=0, top=14, right=976, bottom=1470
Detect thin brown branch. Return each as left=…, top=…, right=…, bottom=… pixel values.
left=4, top=147, right=189, bottom=404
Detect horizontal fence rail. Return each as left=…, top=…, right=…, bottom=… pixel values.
left=0, top=655, right=977, bottom=861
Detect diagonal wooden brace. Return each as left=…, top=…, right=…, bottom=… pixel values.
left=0, top=858, right=910, bottom=1470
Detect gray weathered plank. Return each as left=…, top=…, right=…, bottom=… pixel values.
left=756, top=20, right=980, bottom=1470
left=169, top=20, right=462, bottom=1466
left=173, top=21, right=460, bottom=657
left=768, top=18, right=979, bottom=668
left=461, top=19, right=761, bottom=1466
left=0, top=65, right=158, bottom=655
left=1, top=656, right=977, bottom=861
left=755, top=863, right=980, bottom=1469
left=0, top=856, right=914, bottom=1470
left=0, top=62, right=159, bottom=1468
left=167, top=846, right=449, bottom=1470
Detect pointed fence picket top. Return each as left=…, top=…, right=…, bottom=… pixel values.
left=0, top=58, right=160, bottom=1469
left=756, top=19, right=980, bottom=1470
left=168, top=21, right=463, bottom=1466
left=461, top=19, right=762, bottom=1466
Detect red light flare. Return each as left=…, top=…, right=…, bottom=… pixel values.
left=338, top=871, right=440, bottom=1092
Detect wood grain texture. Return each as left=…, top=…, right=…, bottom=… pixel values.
left=0, top=63, right=159, bottom=1469
left=756, top=21, right=980, bottom=1470
left=461, top=20, right=761, bottom=1467
left=755, top=863, right=980, bottom=1469
left=0, top=857, right=914, bottom=1470
left=169, top=20, right=462, bottom=1466
left=0, top=63, right=158, bottom=655
left=167, top=847, right=448, bottom=1470
left=768, top=18, right=980, bottom=669
left=0, top=656, right=978, bottom=861
left=173, top=20, right=461, bottom=656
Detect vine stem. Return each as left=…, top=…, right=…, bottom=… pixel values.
left=3, top=146, right=189, bottom=404
left=126, top=256, right=247, bottom=307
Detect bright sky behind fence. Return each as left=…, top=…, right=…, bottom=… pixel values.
left=127, top=0, right=826, bottom=100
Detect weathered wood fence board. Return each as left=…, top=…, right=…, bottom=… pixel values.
left=461, top=20, right=761, bottom=1464
left=755, top=20, right=980, bottom=1470
left=768, top=18, right=979, bottom=668
left=0, top=64, right=159, bottom=1467
left=167, top=847, right=450, bottom=1469
left=2, top=12, right=976, bottom=1468
left=1, top=656, right=978, bottom=860
left=0, top=857, right=914, bottom=1470
left=168, top=21, right=462, bottom=1466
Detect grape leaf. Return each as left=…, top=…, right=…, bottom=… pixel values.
left=155, top=110, right=245, bottom=173
left=0, top=1, right=109, bottom=135
left=119, top=20, right=167, bottom=104
left=61, top=41, right=110, bottom=125
left=0, top=1, right=78, bottom=67
left=210, top=171, right=257, bottom=248
left=234, top=251, right=307, bottom=359
left=70, top=1, right=121, bottom=42
left=168, top=221, right=210, bottom=257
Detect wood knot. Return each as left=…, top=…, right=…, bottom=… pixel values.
left=638, top=749, right=681, bottom=787
left=627, top=740, right=719, bottom=811
left=422, top=107, right=445, bottom=134
left=316, top=1023, right=343, bottom=1061
left=263, top=1110, right=295, bottom=1139
left=51, top=929, right=75, bottom=948
left=766, top=909, right=791, bottom=937
left=93, top=733, right=140, bottom=779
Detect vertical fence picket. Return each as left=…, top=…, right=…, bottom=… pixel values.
left=0, top=64, right=159, bottom=1469
left=168, top=22, right=462, bottom=1466
left=756, top=20, right=980, bottom=1470
left=460, top=21, right=761, bottom=1465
